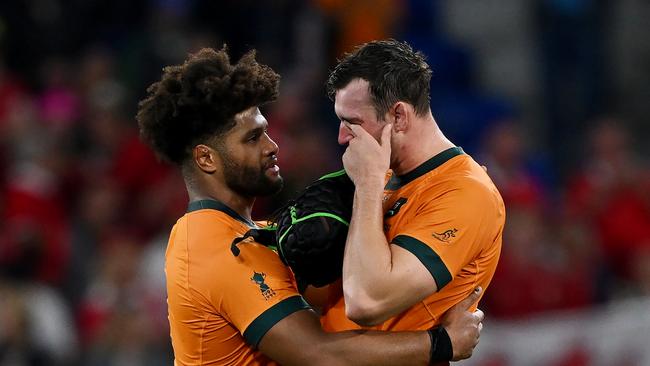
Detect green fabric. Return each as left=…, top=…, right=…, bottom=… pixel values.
left=186, top=199, right=255, bottom=227
left=243, top=296, right=311, bottom=347
left=392, top=235, right=453, bottom=289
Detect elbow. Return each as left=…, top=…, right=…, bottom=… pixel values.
left=343, top=292, right=388, bottom=327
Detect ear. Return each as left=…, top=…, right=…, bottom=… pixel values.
left=391, top=102, right=410, bottom=133
left=193, top=144, right=218, bottom=173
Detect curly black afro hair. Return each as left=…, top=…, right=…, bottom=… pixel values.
left=136, top=47, right=280, bottom=165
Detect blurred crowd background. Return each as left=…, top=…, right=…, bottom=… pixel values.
left=0, top=0, right=649, bottom=365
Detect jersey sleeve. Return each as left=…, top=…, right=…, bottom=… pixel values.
left=391, top=182, right=496, bottom=290
left=211, top=242, right=311, bottom=347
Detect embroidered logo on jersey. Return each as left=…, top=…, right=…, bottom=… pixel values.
left=432, top=228, right=458, bottom=243
left=385, top=197, right=408, bottom=218
left=251, top=271, right=276, bottom=300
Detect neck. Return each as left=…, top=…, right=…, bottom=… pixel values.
left=186, top=175, right=255, bottom=221
left=391, top=114, right=455, bottom=176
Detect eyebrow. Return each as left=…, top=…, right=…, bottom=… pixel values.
left=339, top=116, right=363, bottom=124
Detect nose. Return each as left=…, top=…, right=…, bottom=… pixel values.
left=264, top=134, right=279, bottom=156
left=338, top=122, right=353, bottom=145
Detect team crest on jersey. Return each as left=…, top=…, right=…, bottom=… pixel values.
left=432, top=228, right=458, bottom=243
left=385, top=197, right=408, bottom=218
left=251, top=271, right=276, bottom=300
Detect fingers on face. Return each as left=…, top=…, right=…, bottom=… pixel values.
left=344, top=122, right=361, bottom=137
left=381, top=123, right=392, bottom=145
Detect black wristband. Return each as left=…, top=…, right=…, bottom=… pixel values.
left=427, top=326, right=453, bottom=364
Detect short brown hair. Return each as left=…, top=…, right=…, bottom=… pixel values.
left=327, top=39, right=432, bottom=119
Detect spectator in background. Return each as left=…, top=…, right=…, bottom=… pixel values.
left=0, top=278, right=78, bottom=366
left=78, top=233, right=170, bottom=366
left=480, top=118, right=599, bottom=317
left=630, top=247, right=650, bottom=297
left=0, top=281, right=34, bottom=365
left=0, top=95, right=70, bottom=286
left=478, top=119, right=548, bottom=210
left=565, top=118, right=650, bottom=298
left=37, top=58, right=81, bottom=135
left=483, top=205, right=598, bottom=318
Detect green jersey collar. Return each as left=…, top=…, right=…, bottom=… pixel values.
left=187, top=199, right=256, bottom=227
left=385, top=146, right=465, bottom=190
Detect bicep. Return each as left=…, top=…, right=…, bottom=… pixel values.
left=258, top=309, right=332, bottom=366
left=370, top=244, right=440, bottom=318
left=342, top=238, right=447, bottom=325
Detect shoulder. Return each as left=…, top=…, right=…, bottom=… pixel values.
left=170, top=211, right=282, bottom=279
left=419, top=155, right=503, bottom=210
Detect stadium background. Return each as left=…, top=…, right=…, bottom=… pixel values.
left=0, top=0, right=649, bottom=365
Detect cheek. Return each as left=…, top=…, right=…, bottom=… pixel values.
left=367, top=124, right=384, bottom=142
left=224, top=146, right=252, bottom=170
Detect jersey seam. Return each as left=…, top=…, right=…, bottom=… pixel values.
left=184, top=217, right=207, bottom=365
left=473, top=260, right=480, bottom=293
left=199, top=315, right=209, bottom=364
left=184, top=215, right=221, bottom=335
left=421, top=300, right=438, bottom=325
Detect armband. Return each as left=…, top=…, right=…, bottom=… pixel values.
left=427, top=326, right=453, bottom=363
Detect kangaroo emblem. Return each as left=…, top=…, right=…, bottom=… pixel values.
left=432, top=228, right=458, bottom=243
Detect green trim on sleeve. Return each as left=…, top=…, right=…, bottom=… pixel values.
left=243, top=295, right=311, bottom=348
left=392, top=235, right=453, bottom=289
left=318, top=169, right=347, bottom=180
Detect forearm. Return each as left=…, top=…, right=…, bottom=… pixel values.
left=342, top=181, right=394, bottom=308
left=317, top=329, right=431, bottom=366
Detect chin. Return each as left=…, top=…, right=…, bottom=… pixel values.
left=256, top=175, right=284, bottom=197
left=268, top=176, right=284, bottom=194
